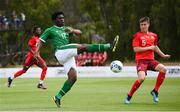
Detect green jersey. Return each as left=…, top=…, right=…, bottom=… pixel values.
left=40, top=25, right=75, bottom=50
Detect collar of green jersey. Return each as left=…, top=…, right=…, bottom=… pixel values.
left=53, top=25, right=65, bottom=30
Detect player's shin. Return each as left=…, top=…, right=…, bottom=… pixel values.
left=39, top=66, right=47, bottom=82
left=87, top=44, right=110, bottom=52
left=14, top=69, right=26, bottom=78
left=56, top=80, right=73, bottom=99
left=154, top=72, right=166, bottom=92
left=128, top=80, right=141, bottom=97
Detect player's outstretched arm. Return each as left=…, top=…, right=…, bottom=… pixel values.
left=65, top=27, right=82, bottom=34
left=133, top=46, right=155, bottom=53
left=154, top=45, right=171, bottom=58
left=73, top=29, right=82, bottom=34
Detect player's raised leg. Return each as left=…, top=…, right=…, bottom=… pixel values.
left=76, top=35, right=119, bottom=54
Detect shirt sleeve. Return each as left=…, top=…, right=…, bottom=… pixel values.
left=132, top=34, right=140, bottom=47
left=40, top=28, right=51, bottom=43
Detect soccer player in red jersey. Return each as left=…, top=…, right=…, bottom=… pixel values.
left=124, top=17, right=171, bottom=104
left=8, top=26, right=47, bottom=89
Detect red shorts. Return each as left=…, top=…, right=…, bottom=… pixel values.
left=136, top=59, right=160, bottom=74
left=24, top=52, right=46, bottom=69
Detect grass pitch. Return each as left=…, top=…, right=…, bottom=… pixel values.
left=0, top=77, right=180, bottom=111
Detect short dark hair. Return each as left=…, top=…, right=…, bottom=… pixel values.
left=52, top=11, right=64, bottom=21
left=139, top=16, right=150, bottom=23
left=32, top=26, right=41, bottom=34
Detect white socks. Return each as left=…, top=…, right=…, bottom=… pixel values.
left=39, top=80, right=44, bottom=84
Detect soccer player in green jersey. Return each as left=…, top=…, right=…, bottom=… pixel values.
left=34, top=11, right=119, bottom=108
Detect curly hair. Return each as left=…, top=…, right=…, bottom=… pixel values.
left=51, top=11, right=64, bottom=21
left=32, top=26, right=41, bottom=34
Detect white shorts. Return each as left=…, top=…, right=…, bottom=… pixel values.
left=55, top=49, right=78, bottom=74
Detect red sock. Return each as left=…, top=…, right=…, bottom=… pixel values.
left=40, top=67, right=47, bottom=80
left=128, top=80, right=141, bottom=97
left=154, top=72, right=165, bottom=92
left=14, top=69, right=26, bottom=78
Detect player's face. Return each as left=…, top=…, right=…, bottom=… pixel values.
left=55, top=14, right=65, bottom=27
left=140, top=21, right=149, bottom=33
left=35, top=27, right=41, bottom=36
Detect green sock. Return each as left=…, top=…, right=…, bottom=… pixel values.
left=56, top=80, right=73, bottom=99
left=87, top=44, right=110, bottom=52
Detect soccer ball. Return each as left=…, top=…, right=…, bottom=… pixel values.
left=110, top=60, right=123, bottom=73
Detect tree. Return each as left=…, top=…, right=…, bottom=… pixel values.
left=151, top=0, right=180, bottom=60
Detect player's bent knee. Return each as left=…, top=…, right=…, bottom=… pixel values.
left=68, top=68, right=77, bottom=83
left=156, top=64, right=167, bottom=73
left=23, top=66, right=29, bottom=71
left=77, top=44, right=87, bottom=53
left=69, top=75, right=77, bottom=84
left=137, top=71, right=146, bottom=83
left=138, top=77, right=145, bottom=83
left=22, top=68, right=28, bottom=73
left=22, top=69, right=27, bottom=73
left=73, top=76, right=77, bottom=82
left=160, top=67, right=167, bottom=74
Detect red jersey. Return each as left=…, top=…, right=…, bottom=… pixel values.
left=28, top=36, right=39, bottom=53
left=132, top=31, right=158, bottom=60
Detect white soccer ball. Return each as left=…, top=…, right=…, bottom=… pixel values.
left=110, top=60, right=123, bottom=73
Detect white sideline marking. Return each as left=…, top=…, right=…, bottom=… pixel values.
left=0, top=66, right=180, bottom=78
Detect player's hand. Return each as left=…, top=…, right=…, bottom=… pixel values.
left=65, top=27, right=74, bottom=33
left=162, top=54, right=171, bottom=59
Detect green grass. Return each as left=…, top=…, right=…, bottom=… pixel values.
left=0, top=77, right=180, bottom=111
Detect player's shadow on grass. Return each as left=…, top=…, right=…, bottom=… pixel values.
left=103, top=101, right=157, bottom=106
left=126, top=102, right=158, bottom=105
